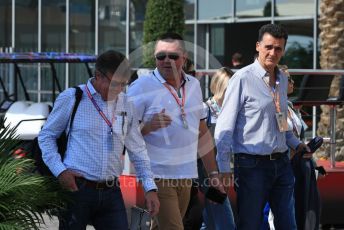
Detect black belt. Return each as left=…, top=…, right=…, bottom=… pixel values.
left=237, top=151, right=288, bottom=161
left=77, top=177, right=119, bottom=190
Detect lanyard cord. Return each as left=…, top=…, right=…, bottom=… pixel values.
left=152, top=71, right=187, bottom=117
left=262, top=77, right=281, bottom=113
left=85, top=85, right=115, bottom=135
left=162, top=83, right=186, bottom=116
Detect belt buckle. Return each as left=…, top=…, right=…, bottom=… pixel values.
left=96, top=182, right=104, bottom=190
left=269, top=154, right=276, bottom=160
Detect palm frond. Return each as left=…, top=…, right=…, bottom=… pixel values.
left=0, top=119, right=68, bottom=230
left=0, top=120, right=21, bottom=157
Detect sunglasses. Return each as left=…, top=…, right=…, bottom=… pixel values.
left=155, top=52, right=180, bottom=61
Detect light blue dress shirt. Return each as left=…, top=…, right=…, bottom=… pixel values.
left=38, top=79, right=157, bottom=192
left=215, top=60, right=301, bottom=173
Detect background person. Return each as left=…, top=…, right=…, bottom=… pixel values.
left=128, top=32, right=224, bottom=230
left=215, top=24, right=310, bottom=230
left=182, top=62, right=204, bottom=230
left=231, top=52, right=245, bottom=69
left=200, top=66, right=236, bottom=230
left=282, top=65, right=321, bottom=230
left=39, top=50, right=159, bottom=230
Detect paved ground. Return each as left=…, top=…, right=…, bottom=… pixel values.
left=39, top=213, right=344, bottom=230
left=39, top=214, right=94, bottom=230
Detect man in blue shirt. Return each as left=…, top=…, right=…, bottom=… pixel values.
left=215, top=24, right=310, bottom=230
left=39, top=50, right=159, bottom=229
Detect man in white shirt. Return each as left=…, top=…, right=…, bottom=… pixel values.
left=128, top=32, right=224, bottom=230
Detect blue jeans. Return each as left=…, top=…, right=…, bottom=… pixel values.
left=201, top=196, right=236, bottom=230
left=59, top=179, right=128, bottom=230
left=234, top=153, right=296, bottom=230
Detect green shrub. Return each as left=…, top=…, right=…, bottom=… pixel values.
left=0, top=121, right=67, bottom=230
left=143, top=0, right=185, bottom=67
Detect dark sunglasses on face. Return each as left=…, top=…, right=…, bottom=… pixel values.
left=155, top=52, right=180, bottom=61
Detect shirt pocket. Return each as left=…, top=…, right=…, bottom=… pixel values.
left=113, top=114, right=128, bottom=138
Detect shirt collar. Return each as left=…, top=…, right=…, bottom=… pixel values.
left=253, top=59, right=282, bottom=82
left=153, top=68, right=189, bottom=85
left=86, top=78, right=97, bottom=95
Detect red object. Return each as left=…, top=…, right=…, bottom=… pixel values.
left=316, top=160, right=344, bottom=225
left=119, top=175, right=145, bottom=207
left=13, top=148, right=27, bottom=158
left=120, top=160, right=344, bottom=225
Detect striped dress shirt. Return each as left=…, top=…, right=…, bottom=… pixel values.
left=215, top=60, right=301, bottom=173
left=38, top=79, right=156, bottom=192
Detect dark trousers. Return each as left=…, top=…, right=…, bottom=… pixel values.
left=59, top=179, right=128, bottom=230
left=234, top=153, right=296, bottom=230
left=292, top=155, right=320, bottom=230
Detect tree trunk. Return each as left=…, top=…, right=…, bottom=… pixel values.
left=317, top=0, right=344, bottom=161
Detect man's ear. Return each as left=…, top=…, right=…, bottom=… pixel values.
left=256, top=42, right=260, bottom=52
left=182, top=52, right=188, bottom=64
left=94, top=70, right=101, bottom=80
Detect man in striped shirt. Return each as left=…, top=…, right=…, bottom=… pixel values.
left=39, top=50, right=159, bottom=230
left=215, top=24, right=310, bottom=230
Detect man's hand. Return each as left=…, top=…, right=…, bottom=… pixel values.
left=57, top=169, right=82, bottom=192
left=221, top=172, right=233, bottom=194
left=209, top=174, right=226, bottom=194
left=142, top=109, right=172, bottom=135
left=145, top=190, right=160, bottom=216
left=296, top=143, right=312, bottom=159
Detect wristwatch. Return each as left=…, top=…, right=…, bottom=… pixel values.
left=208, top=170, right=219, bottom=177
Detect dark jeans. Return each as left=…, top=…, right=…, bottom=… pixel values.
left=234, top=153, right=296, bottom=230
left=201, top=196, right=236, bottom=230
left=59, top=179, right=128, bottom=230
left=292, top=155, right=320, bottom=230
left=183, top=184, right=204, bottom=230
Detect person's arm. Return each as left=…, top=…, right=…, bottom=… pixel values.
left=127, top=77, right=171, bottom=136
left=286, top=130, right=312, bottom=158
left=38, top=88, right=75, bottom=177
left=214, top=75, right=243, bottom=173
left=124, top=103, right=159, bottom=216
left=198, top=120, right=225, bottom=193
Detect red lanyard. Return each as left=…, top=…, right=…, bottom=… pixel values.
left=85, top=85, right=115, bottom=135
left=263, top=77, right=281, bottom=113
left=162, top=83, right=186, bottom=117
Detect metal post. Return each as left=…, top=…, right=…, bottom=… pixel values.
left=95, top=0, right=98, bottom=55
left=329, top=105, right=336, bottom=168
left=125, top=0, right=129, bottom=58
left=312, top=106, right=316, bottom=138
left=205, top=24, right=209, bottom=99
left=65, top=0, right=69, bottom=89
